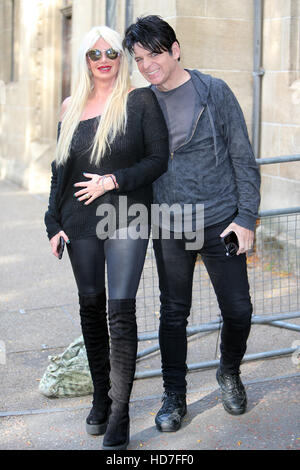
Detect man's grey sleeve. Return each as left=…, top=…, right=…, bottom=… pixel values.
left=213, top=80, right=261, bottom=231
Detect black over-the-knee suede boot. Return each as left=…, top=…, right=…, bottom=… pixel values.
left=102, top=298, right=137, bottom=450
left=79, top=291, right=111, bottom=435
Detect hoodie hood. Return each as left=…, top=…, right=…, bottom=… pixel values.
left=188, top=69, right=212, bottom=106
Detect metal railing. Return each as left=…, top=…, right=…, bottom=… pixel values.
left=134, top=155, right=300, bottom=379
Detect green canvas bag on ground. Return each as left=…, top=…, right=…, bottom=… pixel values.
left=39, top=336, right=93, bottom=398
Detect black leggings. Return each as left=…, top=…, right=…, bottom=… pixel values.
left=67, top=228, right=149, bottom=299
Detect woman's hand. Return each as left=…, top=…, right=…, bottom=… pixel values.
left=73, top=173, right=117, bottom=205
left=50, top=231, right=70, bottom=258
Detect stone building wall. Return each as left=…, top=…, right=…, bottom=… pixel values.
left=0, top=0, right=299, bottom=212
left=260, top=0, right=300, bottom=210
left=0, top=0, right=63, bottom=191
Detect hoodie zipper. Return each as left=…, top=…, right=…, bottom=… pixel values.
left=170, top=106, right=205, bottom=160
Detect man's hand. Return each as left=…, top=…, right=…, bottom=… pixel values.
left=220, top=222, right=254, bottom=255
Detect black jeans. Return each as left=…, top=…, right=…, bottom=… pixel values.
left=153, top=215, right=253, bottom=394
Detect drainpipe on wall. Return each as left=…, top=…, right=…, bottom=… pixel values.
left=106, top=0, right=117, bottom=29
left=252, top=0, right=265, bottom=158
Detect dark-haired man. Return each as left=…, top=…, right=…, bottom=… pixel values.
left=123, top=15, right=260, bottom=432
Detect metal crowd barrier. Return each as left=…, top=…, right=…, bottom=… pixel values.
left=134, top=155, right=300, bottom=379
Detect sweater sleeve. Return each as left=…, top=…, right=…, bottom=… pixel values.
left=113, top=89, right=169, bottom=191
left=44, top=123, right=63, bottom=240
left=44, top=159, right=63, bottom=240
left=213, top=80, right=261, bottom=231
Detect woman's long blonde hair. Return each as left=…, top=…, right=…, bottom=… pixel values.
left=55, top=25, right=131, bottom=166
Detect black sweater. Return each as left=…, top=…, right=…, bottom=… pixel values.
left=44, top=88, right=169, bottom=240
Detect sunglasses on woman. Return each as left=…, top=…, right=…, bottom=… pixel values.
left=86, top=48, right=120, bottom=61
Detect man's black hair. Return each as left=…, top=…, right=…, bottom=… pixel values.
left=123, top=15, right=180, bottom=60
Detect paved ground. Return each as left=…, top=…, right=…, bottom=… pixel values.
left=1, top=178, right=300, bottom=455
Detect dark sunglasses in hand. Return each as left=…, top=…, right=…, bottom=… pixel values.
left=86, top=48, right=120, bottom=61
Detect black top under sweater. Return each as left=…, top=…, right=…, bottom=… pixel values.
left=44, top=88, right=169, bottom=240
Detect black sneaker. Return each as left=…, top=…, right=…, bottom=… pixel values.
left=216, top=368, right=247, bottom=415
left=155, top=392, right=187, bottom=432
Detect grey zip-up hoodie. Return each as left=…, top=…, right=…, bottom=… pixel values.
left=152, top=70, right=261, bottom=232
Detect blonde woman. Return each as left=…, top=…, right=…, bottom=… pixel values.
left=44, top=26, right=169, bottom=450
